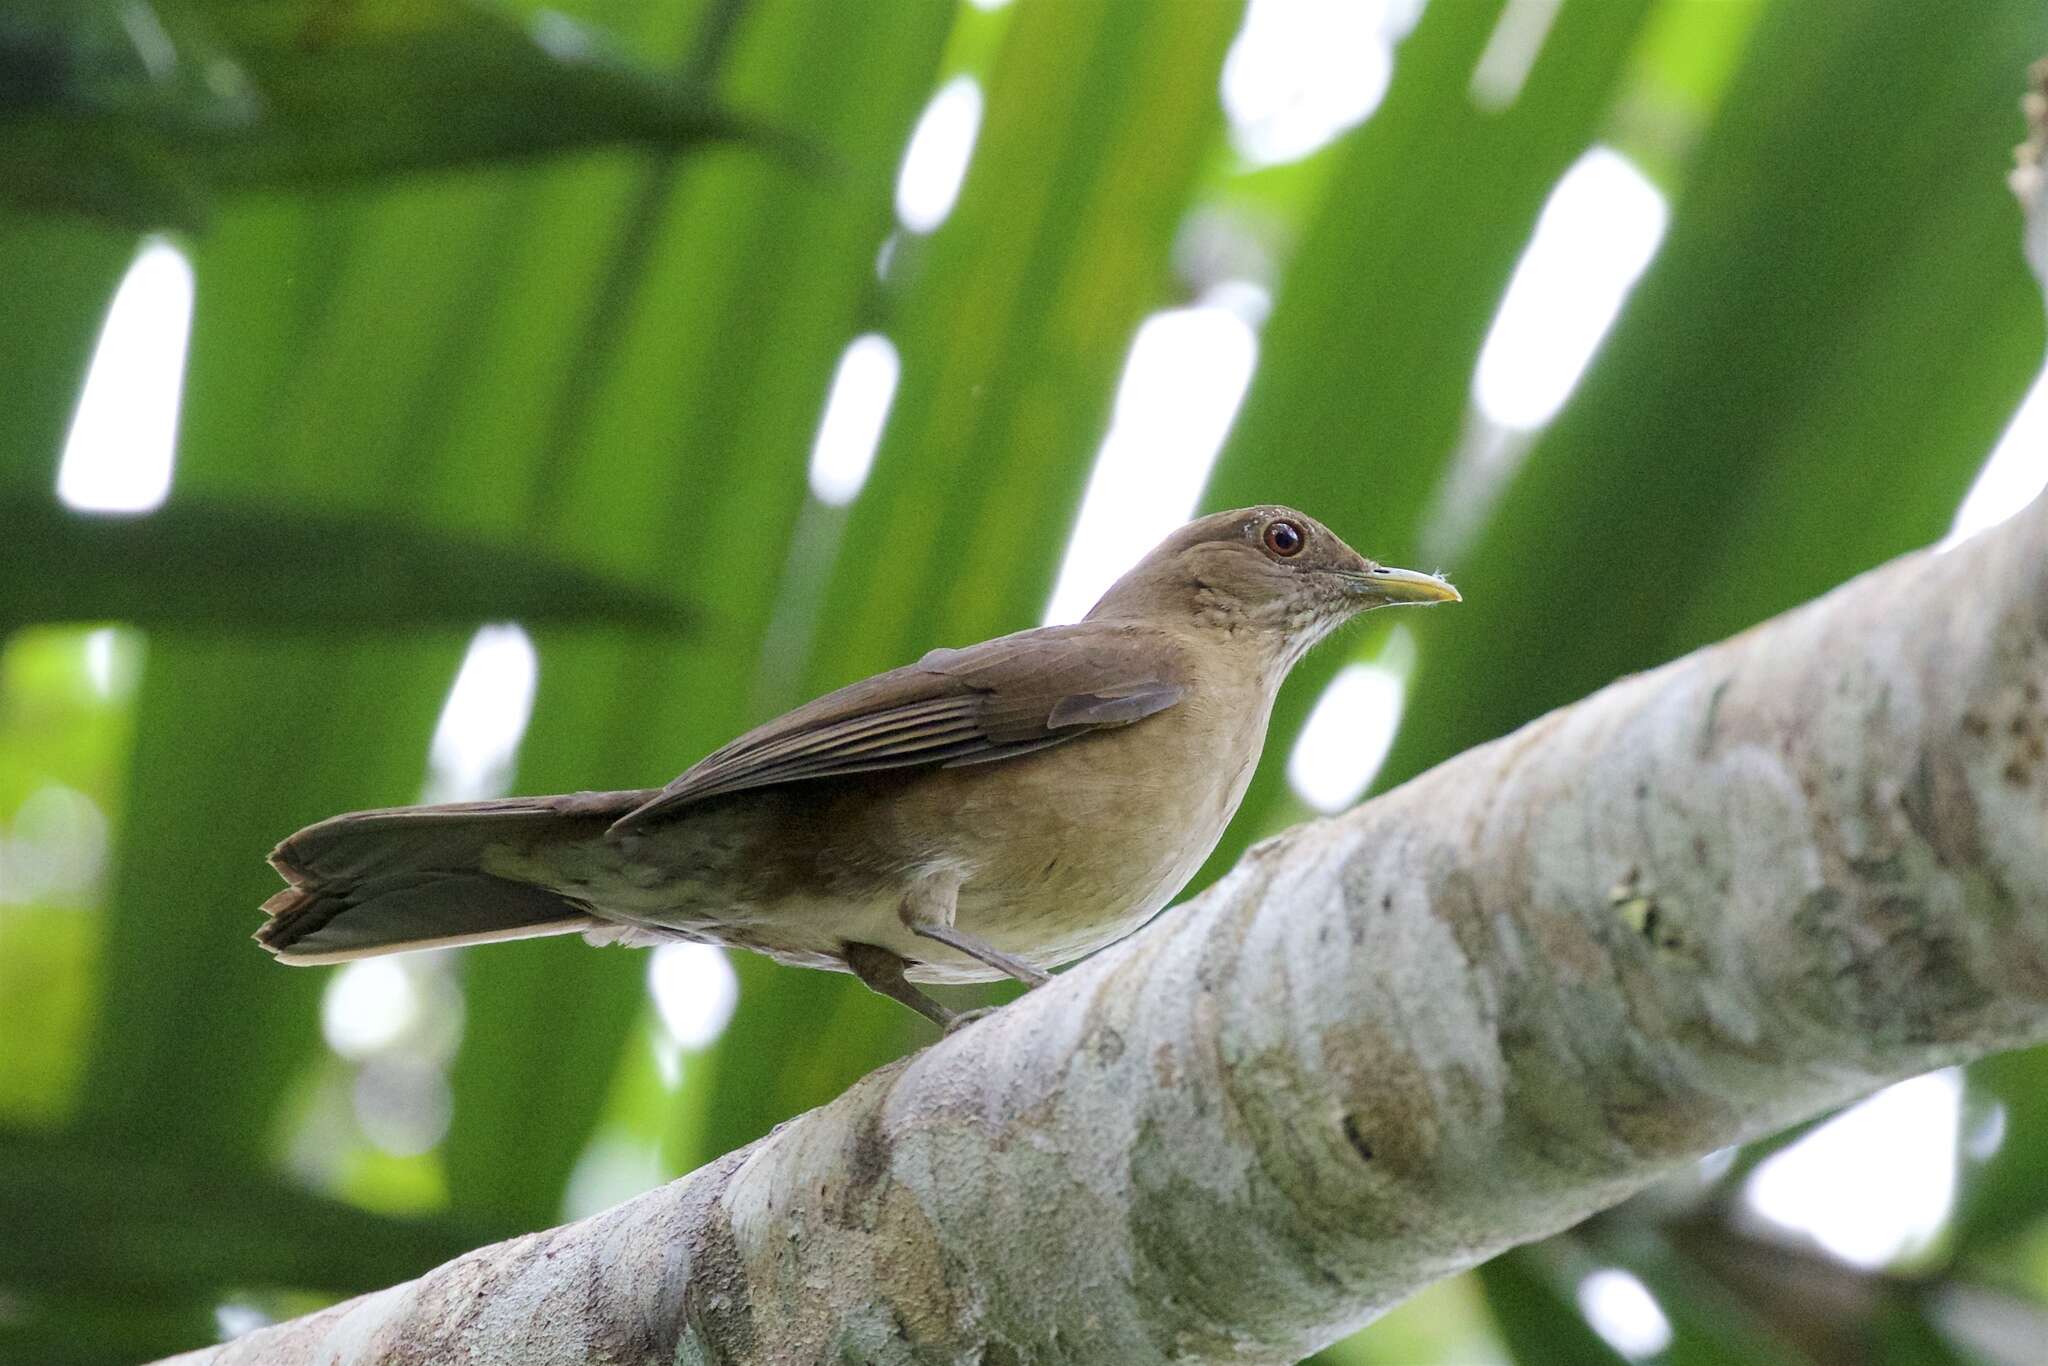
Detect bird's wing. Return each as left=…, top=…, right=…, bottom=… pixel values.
left=608, top=623, right=1188, bottom=832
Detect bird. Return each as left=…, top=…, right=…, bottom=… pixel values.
left=256, top=506, right=1459, bottom=1028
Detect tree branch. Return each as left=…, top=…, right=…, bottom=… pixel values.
left=163, top=486, right=2048, bottom=1366
left=167, top=81, right=2048, bottom=1366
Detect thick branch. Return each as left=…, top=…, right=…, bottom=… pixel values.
left=167, top=486, right=2048, bottom=1364
left=170, top=88, right=2048, bottom=1362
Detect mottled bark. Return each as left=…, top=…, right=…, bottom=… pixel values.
left=166, top=82, right=2048, bottom=1366
left=163, top=482, right=2048, bottom=1366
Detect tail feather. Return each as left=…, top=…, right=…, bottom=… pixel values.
left=259, top=875, right=596, bottom=963
left=258, top=791, right=649, bottom=963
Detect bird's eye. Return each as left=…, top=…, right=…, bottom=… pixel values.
left=1262, top=519, right=1305, bottom=558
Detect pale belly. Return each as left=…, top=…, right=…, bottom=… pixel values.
left=488, top=699, right=1267, bottom=983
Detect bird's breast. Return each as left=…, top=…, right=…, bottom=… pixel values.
left=892, top=682, right=1270, bottom=972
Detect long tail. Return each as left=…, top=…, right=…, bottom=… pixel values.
left=256, top=790, right=651, bottom=964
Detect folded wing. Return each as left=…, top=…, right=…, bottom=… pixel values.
left=609, top=622, right=1187, bottom=832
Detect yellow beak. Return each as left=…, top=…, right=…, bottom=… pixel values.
left=1350, top=564, right=1462, bottom=606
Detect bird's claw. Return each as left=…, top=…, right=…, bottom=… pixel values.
left=942, top=1006, right=1000, bottom=1035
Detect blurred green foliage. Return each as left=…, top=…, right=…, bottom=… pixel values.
left=4, top=0, right=2048, bottom=1362
left=0, top=0, right=762, bottom=229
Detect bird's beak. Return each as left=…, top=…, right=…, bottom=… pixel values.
left=1343, top=564, right=1462, bottom=606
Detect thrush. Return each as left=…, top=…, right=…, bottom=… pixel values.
left=257, top=506, right=1459, bottom=1027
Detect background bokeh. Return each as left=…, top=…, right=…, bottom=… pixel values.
left=7, top=1, right=2048, bottom=1362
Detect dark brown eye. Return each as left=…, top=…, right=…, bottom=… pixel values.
left=1262, top=519, right=1305, bottom=558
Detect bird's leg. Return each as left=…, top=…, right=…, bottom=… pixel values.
left=911, top=923, right=1052, bottom=988
left=843, top=941, right=956, bottom=1028
left=900, top=872, right=1052, bottom=989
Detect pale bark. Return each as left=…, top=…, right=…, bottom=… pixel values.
left=164, top=481, right=2048, bottom=1366
left=168, top=86, right=2048, bottom=1366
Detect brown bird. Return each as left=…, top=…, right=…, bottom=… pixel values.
left=257, top=506, right=1459, bottom=1027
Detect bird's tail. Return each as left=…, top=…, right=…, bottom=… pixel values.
left=256, top=791, right=645, bottom=964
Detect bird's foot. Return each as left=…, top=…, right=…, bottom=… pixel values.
left=941, top=1006, right=1000, bottom=1035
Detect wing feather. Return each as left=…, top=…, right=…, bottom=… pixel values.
left=608, top=623, right=1187, bottom=832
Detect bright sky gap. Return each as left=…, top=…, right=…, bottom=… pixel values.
left=1221, top=0, right=1422, bottom=167
left=808, top=334, right=902, bottom=507
left=1473, top=147, right=1667, bottom=431
left=423, top=625, right=539, bottom=805
left=56, top=237, right=195, bottom=515
left=84, top=628, right=125, bottom=698
left=0, top=784, right=109, bottom=907
left=563, top=1135, right=668, bottom=1223
left=1286, top=627, right=1415, bottom=813
left=322, top=959, right=422, bottom=1060
left=1744, top=1068, right=1962, bottom=1269
left=1469, top=0, right=1564, bottom=112
left=1042, top=302, right=1259, bottom=626
left=895, top=75, right=983, bottom=234
left=1576, top=1267, right=1673, bottom=1359
left=649, top=943, right=741, bottom=1052
left=1944, top=357, right=2048, bottom=547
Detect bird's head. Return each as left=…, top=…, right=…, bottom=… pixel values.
left=1085, top=505, right=1459, bottom=665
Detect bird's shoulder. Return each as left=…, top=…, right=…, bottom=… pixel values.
left=912, top=617, right=1196, bottom=701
